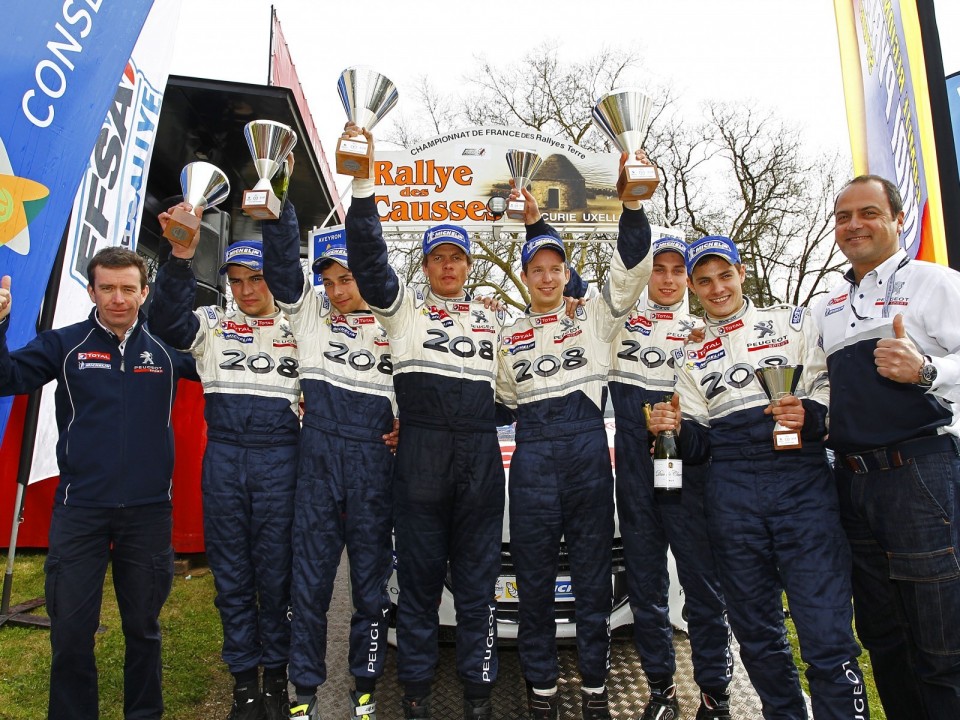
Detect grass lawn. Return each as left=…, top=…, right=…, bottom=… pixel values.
left=2, top=551, right=888, bottom=719
left=0, top=550, right=230, bottom=720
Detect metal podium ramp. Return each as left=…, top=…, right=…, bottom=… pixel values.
left=310, top=554, right=767, bottom=719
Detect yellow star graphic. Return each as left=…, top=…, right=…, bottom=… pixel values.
left=0, top=135, right=50, bottom=255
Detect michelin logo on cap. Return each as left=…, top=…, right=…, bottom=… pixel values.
left=422, top=224, right=470, bottom=256
left=312, top=243, right=350, bottom=273
left=226, top=245, right=262, bottom=261
left=653, top=237, right=687, bottom=257
left=219, top=240, right=265, bottom=274
left=521, top=235, right=566, bottom=268
left=685, top=235, right=740, bottom=273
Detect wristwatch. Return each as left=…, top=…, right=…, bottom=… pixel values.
left=918, top=356, right=937, bottom=387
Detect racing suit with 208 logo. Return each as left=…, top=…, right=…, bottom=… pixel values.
left=150, top=260, right=300, bottom=679
left=608, top=296, right=732, bottom=700
left=345, top=193, right=508, bottom=703
left=262, top=200, right=395, bottom=703
left=672, top=299, right=866, bottom=720
left=496, top=208, right=651, bottom=693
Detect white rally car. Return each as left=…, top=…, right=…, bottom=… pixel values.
left=386, top=407, right=687, bottom=643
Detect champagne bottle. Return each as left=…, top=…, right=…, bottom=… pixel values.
left=270, top=156, right=291, bottom=208
left=652, top=400, right=682, bottom=496
left=653, top=429, right=682, bottom=493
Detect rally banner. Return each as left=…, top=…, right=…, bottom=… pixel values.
left=374, top=126, right=622, bottom=231
left=948, top=72, right=960, bottom=179
left=834, top=0, right=960, bottom=266
left=29, top=0, right=182, bottom=483
left=0, top=0, right=155, bottom=443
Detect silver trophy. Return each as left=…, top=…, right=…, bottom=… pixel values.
left=163, top=162, right=230, bottom=248
left=336, top=66, right=399, bottom=177
left=755, top=365, right=804, bottom=451
left=592, top=88, right=659, bottom=201
left=242, top=120, right=297, bottom=220
left=505, top=150, right=544, bottom=221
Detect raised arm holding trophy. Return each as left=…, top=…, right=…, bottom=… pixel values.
left=162, top=161, right=229, bottom=247
left=504, top=150, right=543, bottom=220
left=335, top=66, right=398, bottom=177
left=241, top=119, right=297, bottom=220
left=592, top=88, right=659, bottom=201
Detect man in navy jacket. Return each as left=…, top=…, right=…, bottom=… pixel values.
left=0, top=247, right=196, bottom=720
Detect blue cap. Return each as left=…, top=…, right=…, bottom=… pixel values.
left=653, top=236, right=687, bottom=259
left=685, top=235, right=740, bottom=274
left=422, top=224, right=470, bottom=257
left=312, top=242, right=350, bottom=274
left=219, top=240, right=264, bottom=275
left=521, top=235, right=566, bottom=269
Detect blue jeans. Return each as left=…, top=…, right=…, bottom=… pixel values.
left=45, top=502, right=174, bottom=720
left=836, top=448, right=960, bottom=719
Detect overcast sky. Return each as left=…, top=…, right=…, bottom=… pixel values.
left=170, top=0, right=960, bottom=199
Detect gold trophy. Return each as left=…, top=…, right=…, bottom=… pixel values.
left=755, top=365, right=804, bottom=451
left=505, top=150, right=544, bottom=221
left=592, top=88, right=660, bottom=201
left=336, top=66, right=398, bottom=177
left=242, top=120, right=297, bottom=220
left=162, top=162, right=230, bottom=247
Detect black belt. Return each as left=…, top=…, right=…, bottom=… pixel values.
left=840, top=434, right=959, bottom=474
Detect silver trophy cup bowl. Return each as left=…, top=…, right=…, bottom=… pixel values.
left=755, top=365, right=804, bottom=450
left=592, top=88, right=659, bottom=200
left=335, top=67, right=398, bottom=177
left=505, top=150, right=544, bottom=220
left=337, top=66, right=399, bottom=131
left=242, top=120, right=297, bottom=219
left=163, top=162, right=230, bottom=247
left=180, top=161, right=230, bottom=210
left=244, top=120, right=298, bottom=191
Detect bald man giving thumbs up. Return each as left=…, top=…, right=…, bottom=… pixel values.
left=815, top=174, right=960, bottom=720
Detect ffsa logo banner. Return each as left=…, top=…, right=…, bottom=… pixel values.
left=67, top=60, right=163, bottom=286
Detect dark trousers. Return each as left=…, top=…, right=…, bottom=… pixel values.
left=45, top=502, right=174, bottom=720
left=393, top=425, right=504, bottom=694
left=707, top=456, right=866, bottom=720
left=202, top=438, right=297, bottom=674
left=510, top=424, right=614, bottom=689
left=288, top=426, right=394, bottom=690
left=837, top=448, right=960, bottom=720
left=615, top=436, right=731, bottom=691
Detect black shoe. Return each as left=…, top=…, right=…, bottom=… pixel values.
left=463, top=697, right=492, bottom=720
left=641, top=685, right=680, bottom=720
left=581, top=688, right=612, bottom=720
left=527, top=687, right=559, bottom=720
left=262, top=675, right=290, bottom=720
left=351, top=689, right=377, bottom=720
left=402, top=695, right=432, bottom=719
left=288, top=697, right=320, bottom=719
left=695, top=692, right=731, bottom=720
left=226, top=682, right=263, bottom=720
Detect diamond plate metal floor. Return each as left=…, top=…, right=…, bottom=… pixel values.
left=309, top=553, right=776, bottom=719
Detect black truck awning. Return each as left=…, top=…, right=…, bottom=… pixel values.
left=143, top=74, right=341, bottom=268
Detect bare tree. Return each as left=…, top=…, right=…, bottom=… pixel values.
left=378, top=43, right=850, bottom=310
